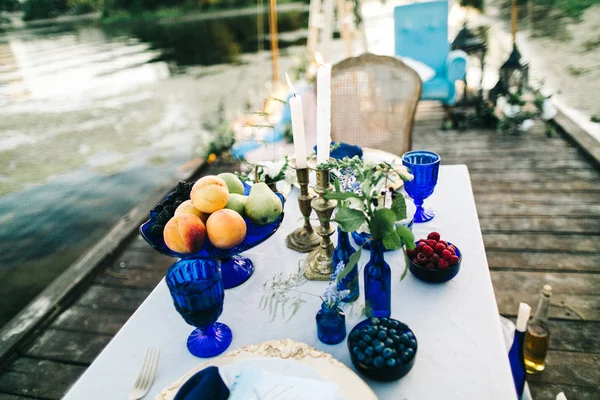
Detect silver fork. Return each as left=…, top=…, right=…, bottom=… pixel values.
left=127, top=348, right=160, bottom=400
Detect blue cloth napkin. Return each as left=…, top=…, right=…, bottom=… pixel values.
left=313, top=142, right=363, bottom=160
left=173, top=366, right=230, bottom=400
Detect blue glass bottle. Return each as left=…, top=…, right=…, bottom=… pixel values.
left=316, top=304, right=346, bottom=345
left=332, top=227, right=359, bottom=302
left=508, top=303, right=531, bottom=398
left=364, top=240, right=391, bottom=318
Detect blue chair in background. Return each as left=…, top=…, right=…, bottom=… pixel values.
left=394, top=1, right=467, bottom=106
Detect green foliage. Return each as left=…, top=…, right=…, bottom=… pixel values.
left=0, top=0, right=20, bottom=12
left=68, top=0, right=104, bottom=14
left=460, top=0, right=484, bottom=11
left=332, top=207, right=366, bottom=233
left=22, top=0, right=68, bottom=20
left=336, top=246, right=362, bottom=282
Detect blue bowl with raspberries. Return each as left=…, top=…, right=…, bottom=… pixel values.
left=347, top=317, right=417, bottom=382
left=407, top=232, right=462, bottom=283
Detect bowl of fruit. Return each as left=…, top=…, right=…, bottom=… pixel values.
left=140, top=173, right=285, bottom=288
left=407, top=232, right=462, bottom=283
left=347, top=317, right=417, bottom=382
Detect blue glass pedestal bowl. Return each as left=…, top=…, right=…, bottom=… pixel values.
left=347, top=318, right=418, bottom=382
left=408, top=242, right=462, bottom=283
left=140, top=183, right=285, bottom=289
left=402, top=151, right=440, bottom=223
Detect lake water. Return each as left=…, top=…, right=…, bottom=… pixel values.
left=0, top=9, right=308, bottom=327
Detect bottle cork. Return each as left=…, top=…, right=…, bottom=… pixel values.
left=516, top=302, right=531, bottom=332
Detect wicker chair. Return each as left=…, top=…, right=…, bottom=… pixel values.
left=331, top=53, right=422, bottom=156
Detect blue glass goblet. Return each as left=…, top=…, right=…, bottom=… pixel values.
left=166, top=258, right=232, bottom=358
left=402, top=151, right=440, bottom=223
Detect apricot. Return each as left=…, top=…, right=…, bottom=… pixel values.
left=206, top=209, right=247, bottom=249
left=190, top=176, right=229, bottom=214
left=174, top=200, right=208, bottom=223
left=163, top=214, right=206, bottom=254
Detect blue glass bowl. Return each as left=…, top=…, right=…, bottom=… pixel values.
left=408, top=242, right=462, bottom=283
left=140, top=182, right=285, bottom=289
left=313, top=142, right=363, bottom=160
left=348, top=318, right=417, bottom=381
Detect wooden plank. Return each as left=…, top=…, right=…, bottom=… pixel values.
left=25, top=329, right=110, bottom=365
left=0, top=357, right=85, bottom=399
left=529, top=382, right=600, bottom=400
left=547, top=321, right=600, bottom=353
left=470, top=169, right=600, bottom=182
left=480, top=217, right=600, bottom=235
left=76, top=285, right=151, bottom=312
left=486, top=251, right=600, bottom=272
left=112, top=248, right=174, bottom=271
left=475, top=192, right=600, bottom=205
left=497, top=291, right=599, bottom=321
left=470, top=179, right=600, bottom=193
left=95, top=265, right=166, bottom=290
left=527, top=350, right=600, bottom=388
left=477, top=202, right=600, bottom=217
left=483, top=233, right=600, bottom=253
left=554, top=108, right=600, bottom=169
left=50, top=306, right=131, bottom=336
left=0, top=394, right=37, bottom=400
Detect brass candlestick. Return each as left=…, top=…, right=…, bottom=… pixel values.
left=305, top=164, right=336, bottom=281
left=286, top=167, right=321, bottom=253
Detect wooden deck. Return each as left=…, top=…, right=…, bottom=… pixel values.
left=0, top=103, right=599, bottom=400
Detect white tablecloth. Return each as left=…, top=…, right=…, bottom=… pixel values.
left=64, top=165, right=517, bottom=400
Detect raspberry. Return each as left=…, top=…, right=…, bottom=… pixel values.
left=434, top=243, right=446, bottom=254
left=427, top=232, right=441, bottom=241
left=416, top=242, right=425, bottom=251
left=406, top=248, right=416, bottom=258
left=449, top=255, right=460, bottom=265
left=438, top=240, right=448, bottom=246
left=448, top=245, right=457, bottom=255
left=441, top=249, right=452, bottom=260
left=430, top=254, right=440, bottom=263
left=417, top=252, right=428, bottom=264
left=411, top=257, right=418, bottom=264
left=438, top=259, right=449, bottom=269
left=425, top=239, right=437, bottom=248
left=422, top=245, right=434, bottom=256
left=425, top=263, right=435, bottom=269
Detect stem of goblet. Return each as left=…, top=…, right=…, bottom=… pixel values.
left=197, top=324, right=216, bottom=337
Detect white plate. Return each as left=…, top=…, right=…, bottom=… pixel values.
left=155, top=339, right=377, bottom=400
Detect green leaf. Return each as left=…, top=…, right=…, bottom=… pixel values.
left=400, top=247, right=410, bottom=281
left=383, top=231, right=402, bottom=251
left=391, top=195, right=407, bottom=221
left=333, top=208, right=366, bottom=232
left=334, top=177, right=341, bottom=192
left=370, top=208, right=396, bottom=241
left=336, top=246, right=362, bottom=282
left=396, top=225, right=415, bottom=250
left=324, top=191, right=361, bottom=201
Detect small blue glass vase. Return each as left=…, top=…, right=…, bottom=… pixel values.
left=316, top=304, right=346, bottom=345
left=364, top=240, right=391, bottom=318
left=402, top=150, right=440, bottom=223
left=332, top=227, right=359, bottom=302
left=166, top=258, right=232, bottom=358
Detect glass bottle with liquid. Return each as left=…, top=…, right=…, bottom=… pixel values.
left=524, top=284, right=552, bottom=374
left=508, top=302, right=531, bottom=399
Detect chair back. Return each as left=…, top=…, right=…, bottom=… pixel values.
left=331, top=53, right=421, bottom=156
left=394, top=1, right=449, bottom=74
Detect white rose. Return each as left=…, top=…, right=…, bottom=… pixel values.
left=503, top=104, right=521, bottom=118
left=541, top=99, right=557, bottom=120
left=520, top=119, right=535, bottom=132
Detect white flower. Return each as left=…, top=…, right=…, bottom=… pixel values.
left=503, top=104, right=521, bottom=118
left=495, top=97, right=507, bottom=119
left=522, top=93, right=535, bottom=102
left=508, top=86, right=518, bottom=94
left=520, top=119, right=535, bottom=132
left=541, top=99, right=557, bottom=120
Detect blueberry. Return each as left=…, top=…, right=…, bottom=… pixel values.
left=373, top=341, right=384, bottom=353
left=362, top=334, right=372, bottom=343
left=406, top=331, right=414, bottom=340
left=370, top=317, right=380, bottom=325
left=357, top=352, right=365, bottom=362
left=349, top=331, right=360, bottom=342
left=409, top=339, right=417, bottom=349
left=395, top=356, right=403, bottom=365
left=405, top=348, right=415, bottom=358
left=358, top=340, right=366, bottom=348
left=389, top=328, right=397, bottom=336
left=385, top=358, right=397, bottom=368
left=377, top=331, right=387, bottom=340
left=373, top=356, right=384, bottom=368
left=365, top=346, right=374, bottom=356
left=390, top=320, right=399, bottom=329
left=391, top=335, right=401, bottom=344
left=382, top=348, right=393, bottom=359
left=397, top=344, right=405, bottom=352
left=365, top=356, right=373, bottom=366
left=400, top=352, right=410, bottom=362
left=381, top=318, right=391, bottom=327
left=352, top=346, right=360, bottom=354
left=367, top=327, right=377, bottom=337
left=400, top=334, right=409, bottom=345
left=379, top=325, right=388, bottom=332
left=385, top=338, right=394, bottom=347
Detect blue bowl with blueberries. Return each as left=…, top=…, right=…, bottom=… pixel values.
left=347, top=317, right=417, bottom=382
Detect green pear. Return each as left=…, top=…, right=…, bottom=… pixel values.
left=225, top=193, right=247, bottom=216
left=245, top=182, right=283, bottom=225
left=218, top=172, right=245, bottom=195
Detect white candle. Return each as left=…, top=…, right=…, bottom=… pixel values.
left=286, top=73, right=307, bottom=169
left=316, top=52, right=331, bottom=164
